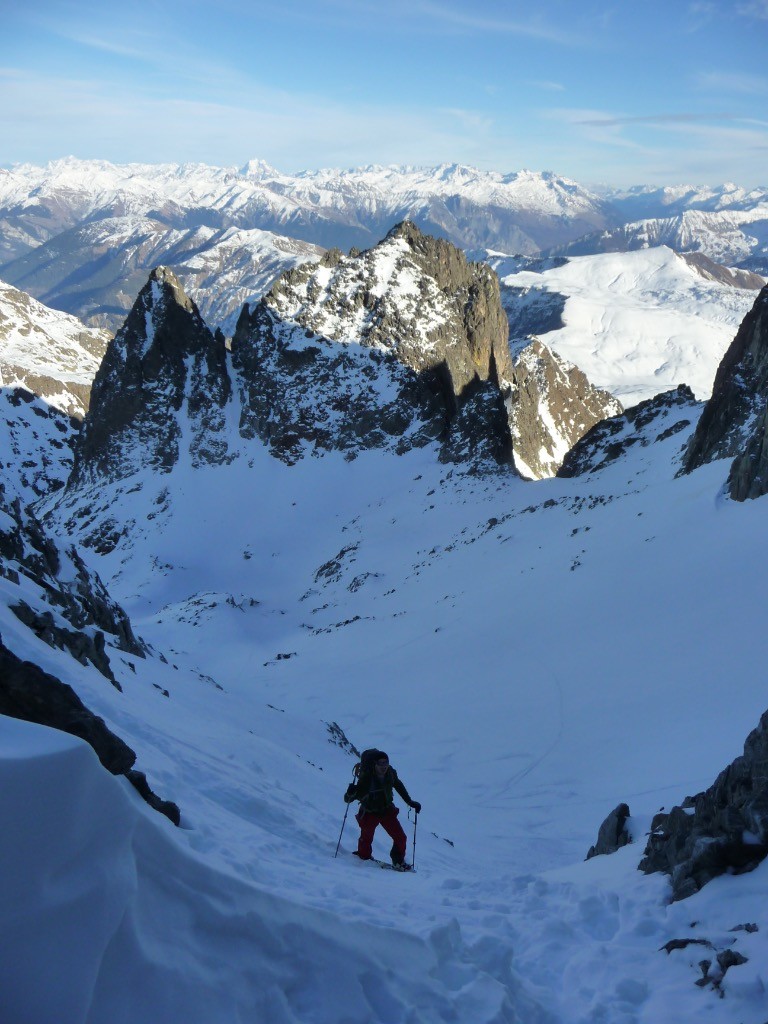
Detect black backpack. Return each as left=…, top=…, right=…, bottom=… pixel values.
left=354, top=748, right=383, bottom=779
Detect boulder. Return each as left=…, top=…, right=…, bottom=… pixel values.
left=639, top=708, right=768, bottom=899
left=586, top=802, right=631, bottom=859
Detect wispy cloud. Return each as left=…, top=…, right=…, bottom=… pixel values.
left=0, top=68, right=500, bottom=172
left=736, top=0, right=768, bottom=18
left=528, top=79, right=566, bottom=93
left=575, top=112, right=739, bottom=126
left=696, top=71, right=768, bottom=95
left=403, top=1, right=591, bottom=46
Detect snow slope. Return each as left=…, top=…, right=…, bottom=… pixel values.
left=498, top=247, right=759, bottom=406
left=0, top=278, right=109, bottom=417
left=10, top=387, right=764, bottom=1021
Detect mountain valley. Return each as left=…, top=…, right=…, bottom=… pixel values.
left=2, top=176, right=768, bottom=1023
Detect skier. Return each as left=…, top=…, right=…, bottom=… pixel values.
left=344, top=750, right=421, bottom=869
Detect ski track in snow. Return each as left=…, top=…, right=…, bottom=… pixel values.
left=2, top=400, right=766, bottom=1022
left=2, top=240, right=768, bottom=1019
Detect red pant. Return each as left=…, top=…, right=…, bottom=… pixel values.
left=356, top=807, right=407, bottom=863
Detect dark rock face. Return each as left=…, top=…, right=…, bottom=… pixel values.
left=0, top=637, right=135, bottom=773
left=510, top=340, right=622, bottom=479
left=70, top=267, right=232, bottom=485
left=0, top=484, right=145, bottom=680
left=727, top=401, right=768, bottom=500
left=231, top=222, right=515, bottom=470
left=67, top=224, right=623, bottom=481
left=230, top=300, right=450, bottom=464
left=559, top=385, right=698, bottom=478
left=0, top=638, right=180, bottom=825
left=639, top=708, right=768, bottom=900
left=586, top=803, right=631, bottom=860
left=680, top=286, right=768, bottom=500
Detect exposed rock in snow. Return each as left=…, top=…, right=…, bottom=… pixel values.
left=681, top=285, right=768, bottom=500
left=640, top=707, right=768, bottom=900
left=585, top=802, right=631, bottom=860
left=232, top=222, right=514, bottom=469
left=70, top=266, right=232, bottom=485
left=0, top=388, right=77, bottom=504
left=0, top=640, right=179, bottom=824
left=509, top=339, right=622, bottom=480
left=0, top=278, right=109, bottom=418
left=680, top=252, right=765, bottom=291
left=559, top=385, right=699, bottom=478
left=0, top=482, right=145, bottom=666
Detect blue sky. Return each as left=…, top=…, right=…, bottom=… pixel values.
left=2, top=0, right=767, bottom=186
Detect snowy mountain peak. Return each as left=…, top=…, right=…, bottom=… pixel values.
left=232, top=222, right=515, bottom=469
left=70, top=268, right=231, bottom=486
left=0, top=278, right=109, bottom=419
left=239, top=158, right=281, bottom=180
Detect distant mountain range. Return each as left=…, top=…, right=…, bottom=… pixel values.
left=2, top=175, right=768, bottom=1022
left=2, top=158, right=765, bottom=334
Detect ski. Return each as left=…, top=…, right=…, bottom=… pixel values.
left=348, top=852, right=414, bottom=872
left=371, top=857, right=414, bottom=872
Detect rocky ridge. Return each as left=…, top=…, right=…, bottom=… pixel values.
left=559, top=385, right=699, bottom=479
left=64, top=226, right=523, bottom=482
left=509, top=340, right=622, bottom=479
left=639, top=708, right=768, bottom=901
left=230, top=222, right=515, bottom=468
left=0, top=278, right=110, bottom=418
left=0, top=477, right=145, bottom=684
left=681, top=285, right=768, bottom=500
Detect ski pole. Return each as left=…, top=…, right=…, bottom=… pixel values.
left=334, top=801, right=351, bottom=859
left=411, top=807, right=419, bottom=871
left=334, top=768, right=358, bottom=858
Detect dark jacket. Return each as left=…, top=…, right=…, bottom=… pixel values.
left=347, top=766, right=413, bottom=815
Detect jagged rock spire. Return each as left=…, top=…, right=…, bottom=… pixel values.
left=70, top=267, right=231, bottom=485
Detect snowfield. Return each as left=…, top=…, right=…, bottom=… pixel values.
left=499, top=247, right=759, bottom=406
left=3, top=389, right=765, bottom=1022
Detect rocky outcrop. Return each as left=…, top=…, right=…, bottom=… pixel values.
left=0, top=483, right=145, bottom=678
left=510, top=340, right=622, bottom=479
left=0, top=388, right=78, bottom=503
left=0, top=638, right=180, bottom=825
left=231, top=223, right=515, bottom=469
left=70, top=267, right=232, bottom=485
left=265, top=221, right=514, bottom=397
left=559, top=385, right=698, bottom=478
left=727, top=402, right=768, bottom=500
left=0, top=278, right=109, bottom=419
left=66, top=225, right=626, bottom=482
left=586, top=803, right=631, bottom=860
left=639, top=709, right=768, bottom=900
left=680, top=286, right=768, bottom=500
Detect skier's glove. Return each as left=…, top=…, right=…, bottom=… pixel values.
left=410, top=801, right=422, bottom=814
left=344, top=784, right=357, bottom=803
